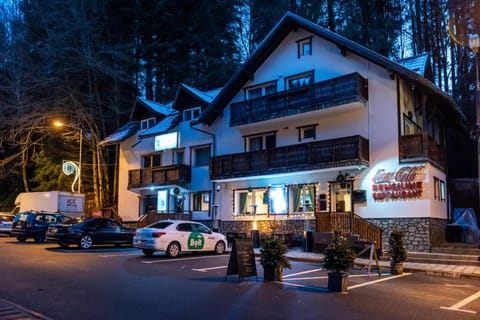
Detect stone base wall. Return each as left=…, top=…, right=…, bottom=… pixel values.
left=366, top=217, right=448, bottom=253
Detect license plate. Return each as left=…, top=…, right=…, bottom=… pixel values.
left=50, top=228, right=57, bottom=233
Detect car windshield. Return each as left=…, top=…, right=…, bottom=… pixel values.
left=62, top=217, right=86, bottom=225
left=14, top=213, right=31, bottom=223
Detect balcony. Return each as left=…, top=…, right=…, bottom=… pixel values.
left=210, top=135, right=369, bottom=180
left=230, top=73, right=368, bottom=126
left=399, top=133, right=445, bottom=168
left=128, top=164, right=191, bottom=189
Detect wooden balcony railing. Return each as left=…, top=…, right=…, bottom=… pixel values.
left=316, top=212, right=383, bottom=251
left=399, top=133, right=445, bottom=168
left=230, top=72, right=368, bottom=126
left=210, top=135, right=369, bottom=180
left=128, top=164, right=191, bottom=189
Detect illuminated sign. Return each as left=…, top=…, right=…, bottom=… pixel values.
left=372, top=166, right=423, bottom=201
left=157, top=190, right=167, bottom=211
left=154, top=132, right=178, bottom=151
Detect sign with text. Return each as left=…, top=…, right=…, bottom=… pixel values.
left=372, top=166, right=424, bottom=201
left=226, top=239, right=257, bottom=280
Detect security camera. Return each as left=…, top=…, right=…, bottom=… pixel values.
left=216, top=185, right=222, bottom=192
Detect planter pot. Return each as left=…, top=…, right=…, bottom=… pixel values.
left=263, top=266, right=283, bottom=281
left=328, top=271, right=348, bottom=292
left=390, top=261, right=404, bottom=275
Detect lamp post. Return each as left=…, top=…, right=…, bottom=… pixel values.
left=469, top=33, right=480, bottom=213
left=53, top=120, right=82, bottom=193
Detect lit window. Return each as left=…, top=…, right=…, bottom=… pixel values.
left=297, top=37, right=313, bottom=58
left=141, top=117, right=156, bottom=130
left=245, top=132, right=276, bottom=152
left=286, top=72, right=313, bottom=90
left=192, top=192, right=209, bottom=211
left=235, top=188, right=268, bottom=215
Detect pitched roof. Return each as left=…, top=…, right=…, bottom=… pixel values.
left=195, top=11, right=467, bottom=128
left=99, top=121, right=139, bottom=146
left=138, top=112, right=182, bottom=138
left=396, top=53, right=430, bottom=77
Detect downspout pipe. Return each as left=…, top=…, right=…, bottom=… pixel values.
left=190, top=121, right=218, bottom=229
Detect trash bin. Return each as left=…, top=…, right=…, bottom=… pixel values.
left=303, top=230, right=313, bottom=252
left=251, top=229, right=261, bottom=248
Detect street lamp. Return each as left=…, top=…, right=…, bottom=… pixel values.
left=469, top=34, right=480, bottom=214
left=53, top=120, right=82, bottom=193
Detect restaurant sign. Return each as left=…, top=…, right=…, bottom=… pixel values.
left=372, top=166, right=424, bottom=201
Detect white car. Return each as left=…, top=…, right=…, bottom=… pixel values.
left=133, top=220, right=227, bottom=257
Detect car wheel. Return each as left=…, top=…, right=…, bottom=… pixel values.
left=79, top=234, right=93, bottom=249
left=59, top=242, right=70, bottom=248
left=16, top=236, right=26, bottom=242
left=34, top=233, right=45, bottom=243
left=142, top=249, right=154, bottom=256
left=214, top=241, right=226, bottom=254
left=166, top=242, right=181, bottom=257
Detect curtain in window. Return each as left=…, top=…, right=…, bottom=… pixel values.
left=239, top=192, right=248, bottom=214
left=293, top=187, right=301, bottom=212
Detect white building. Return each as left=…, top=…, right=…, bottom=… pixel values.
left=102, top=12, right=468, bottom=253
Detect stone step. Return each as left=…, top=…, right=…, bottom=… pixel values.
left=431, top=243, right=480, bottom=255
left=406, top=251, right=480, bottom=266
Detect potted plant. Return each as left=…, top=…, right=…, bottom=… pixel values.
left=389, top=227, right=407, bottom=275
left=323, top=229, right=355, bottom=292
left=260, top=237, right=292, bottom=281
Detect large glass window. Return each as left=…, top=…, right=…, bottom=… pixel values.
left=292, top=185, right=315, bottom=213
left=235, top=188, right=268, bottom=215
left=269, top=186, right=288, bottom=214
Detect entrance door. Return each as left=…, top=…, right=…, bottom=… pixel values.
left=330, top=182, right=352, bottom=212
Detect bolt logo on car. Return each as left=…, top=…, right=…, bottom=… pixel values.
left=188, top=232, right=204, bottom=249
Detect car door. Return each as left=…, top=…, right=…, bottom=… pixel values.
left=87, top=218, right=108, bottom=243
left=192, top=223, right=216, bottom=251
left=175, top=223, right=192, bottom=250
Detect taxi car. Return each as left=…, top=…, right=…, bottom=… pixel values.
left=133, top=220, right=227, bottom=257
left=0, top=213, right=15, bottom=236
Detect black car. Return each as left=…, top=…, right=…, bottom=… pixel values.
left=46, top=217, right=136, bottom=249
left=11, top=211, right=71, bottom=243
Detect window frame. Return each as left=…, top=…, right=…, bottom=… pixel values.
left=297, top=124, right=317, bottom=141
left=183, top=107, right=202, bottom=121
left=285, top=70, right=314, bottom=90
left=244, top=131, right=277, bottom=152
left=296, top=36, right=313, bottom=58
left=140, top=117, right=156, bottom=131
left=244, top=80, right=278, bottom=100
left=141, top=152, right=162, bottom=168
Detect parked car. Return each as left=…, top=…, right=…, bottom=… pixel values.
left=0, top=213, right=15, bottom=236
left=46, top=217, right=136, bottom=249
left=133, top=220, right=227, bottom=257
left=11, top=211, right=71, bottom=242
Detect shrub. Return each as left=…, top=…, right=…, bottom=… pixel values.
left=323, top=229, right=355, bottom=273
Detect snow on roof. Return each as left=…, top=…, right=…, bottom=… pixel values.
left=136, top=96, right=172, bottom=115
left=396, top=53, right=429, bottom=76
left=138, top=112, right=181, bottom=138
left=99, top=121, right=139, bottom=146
left=179, top=83, right=222, bottom=104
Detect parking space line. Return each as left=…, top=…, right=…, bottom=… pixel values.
left=279, top=281, right=328, bottom=292
left=347, top=273, right=411, bottom=290
left=140, top=255, right=225, bottom=264
left=283, top=268, right=324, bottom=279
left=440, top=290, right=480, bottom=314
left=192, top=265, right=228, bottom=272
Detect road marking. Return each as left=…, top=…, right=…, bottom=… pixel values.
left=440, top=290, right=480, bottom=314
left=192, top=265, right=228, bottom=272
left=279, top=281, right=328, bottom=292
left=98, top=252, right=140, bottom=257
left=347, top=273, right=411, bottom=290
left=282, top=268, right=324, bottom=279
left=140, top=255, right=225, bottom=264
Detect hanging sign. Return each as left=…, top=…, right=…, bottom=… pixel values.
left=371, top=166, right=424, bottom=201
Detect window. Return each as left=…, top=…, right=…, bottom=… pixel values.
left=434, top=177, right=446, bottom=202
left=286, top=71, right=313, bottom=90
left=141, top=117, right=156, bottom=130
left=142, top=153, right=162, bottom=168
left=292, top=185, right=315, bottom=213
left=192, top=192, right=209, bottom=211
left=298, top=124, right=317, bottom=141
left=193, top=146, right=210, bottom=167
left=269, top=186, right=288, bottom=214
left=246, top=81, right=277, bottom=100
left=174, top=150, right=184, bottom=165
left=245, top=132, right=276, bottom=152
left=297, top=37, right=313, bottom=58
left=235, top=188, right=268, bottom=215
left=183, top=107, right=201, bottom=121
left=154, top=132, right=178, bottom=151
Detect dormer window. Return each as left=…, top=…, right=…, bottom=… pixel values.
left=297, top=36, right=313, bottom=58
left=141, top=117, right=156, bottom=131
left=183, top=107, right=201, bottom=121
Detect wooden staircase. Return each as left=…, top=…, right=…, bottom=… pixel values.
left=316, top=212, right=383, bottom=251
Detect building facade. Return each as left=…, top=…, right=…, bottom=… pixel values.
left=102, top=13, right=468, bottom=253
